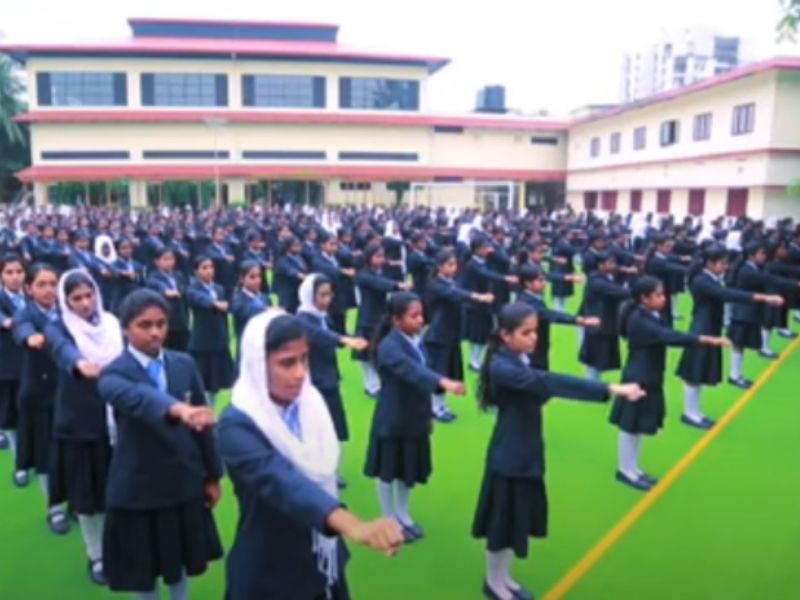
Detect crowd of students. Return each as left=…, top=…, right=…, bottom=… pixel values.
left=0, top=203, right=798, bottom=600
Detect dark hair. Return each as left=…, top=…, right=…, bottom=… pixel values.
left=434, top=249, right=456, bottom=268
left=193, top=254, right=213, bottom=271
left=313, top=274, right=332, bottom=296
left=317, top=230, right=335, bottom=245
left=238, top=260, right=261, bottom=281
left=729, top=241, right=763, bottom=285
left=265, top=314, right=307, bottom=353
left=370, top=291, right=422, bottom=362
left=363, top=242, right=384, bottom=268
left=518, top=263, right=546, bottom=286
left=119, top=289, right=169, bottom=328
left=153, top=247, right=175, bottom=261
left=645, top=234, right=672, bottom=269
left=25, top=262, right=58, bottom=285
left=478, top=302, right=538, bottom=410
left=63, top=271, right=95, bottom=297
left=0, top=253, right=23, bottom=272
left=619, top=275, right=662, bottom=338
left=688, top=244, right=727, bottom=284
left=278, top=236, right=299, bottom=257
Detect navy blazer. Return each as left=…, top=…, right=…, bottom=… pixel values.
left=206, top=242, right=237, bottom=292
left=486, top=347, right=608, bottom=478
left=146, top=270, right=190, bottom=332
left=296, top=311, right=343, bottom=391
left=274, top=254, right=307, bottom=313
left=461, top=257, right=505, bottom=317
left=97, top=348, right=223, bottom=510
left=407, top=249, right=436, bottom=299
left=13, top=302, right=58, bottom=407
left=218, top=405, right=346, bottom=600
left=231, top=289, right=270, bottom=346
left=621, top=307, right=699, bottom=386
left=730, top=262, right=795, bottom=324
left=111, top=257, right=144, bottom=311
left=687, top=272, right=754, bottom=335
left=242, top=248, right=271, bottom=293
left=517, top=290, right=577, bottom=370
left=371, top=328, right=442, bottom=438
left=45, top=320, right=110, bottom=441
left=310, top=253, right=349, bottom=315
left=354, top=269, right=399, bottom=332
left=0, top=291, right=23, bottom=380
left=186, top=279, right=230, bottom=352
left=423, top=276, right=474, bottom=346
left=581, top=272, right=630, bottom=335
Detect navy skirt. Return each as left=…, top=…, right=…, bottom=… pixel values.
left=609, top=383, right=665, bottom=435
left=579, top=333, right=621, bottom=371
left=472, top=470, right=548, bottom=558
left=462, top=308, right=493, bottom=344
left=728, top=321, right=761, bottom=350
left=191, top=350, right=234, bottom=393
left=320, top=387, right=348, bottom=442
left=364, top=434, right=431, bottom=487
left=49, top=438, right=112, bottom=515
left=676, top=345, right=723, bottom=386
left=762, top=303, right=788, bottom=330
left=0, top=380, right=19, bottom=430
left=424, top=341, right=464, bottom=381
left=104, top=498, right=223, bottom=592
left=16, top=403, right=53, bottom=473
left=351, top=325, right=374, bottom=362
left=165, top=329, right=190, bottom=352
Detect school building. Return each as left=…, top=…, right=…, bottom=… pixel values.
left=2, top=17, right=800, bottom=219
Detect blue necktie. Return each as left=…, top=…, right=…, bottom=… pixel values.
left=411, top=339, right=426, bottom=364
left=320, top=317, right=329, bottom=331
left=10, top=294, right=24, bottom=311
left=284, top=404, right=303, bottom=440
left=146, top=359, right=167, bottom=393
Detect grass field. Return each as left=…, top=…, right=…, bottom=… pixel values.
left=0, top=293, right=798, bottom=599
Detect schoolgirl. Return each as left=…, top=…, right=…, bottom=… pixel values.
left=146, top=248, right=190, bottom=352
left=231, top=260, right=271, bottom=361
left=110, top=237, right=144, bottom=313
left=644, top=234, right=689, bottom=327
left=273, top=236, right=308, bottom=314
left=310, top=230, right=355, bottom=335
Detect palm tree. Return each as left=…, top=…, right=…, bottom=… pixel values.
left=0, top=53, right=24, bottom=146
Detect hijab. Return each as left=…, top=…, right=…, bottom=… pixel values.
left=297, top=274, right=328, bottom=320
left=94, top=234, right=118, bottom=265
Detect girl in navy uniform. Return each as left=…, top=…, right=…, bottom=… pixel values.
left=219, top=310, right=403, bottom=600
left=676, top=245, right=783, bottom=428
left=241, top=231, right=272, bottom=296
left=274, top=236, right=308, bottom=314
left=423, top=250, right=494, bottom=422
left=146, top=248, right=190, bottom=352
left=354, top=243, right=412, bottom=396
left=364, top=293, right=466, bottom=543
left=382, top=220, right=406, bottom=282
left=407, top=231, right=436, bottom=300
left=93, top=234, right=119, bottom=310
left=0, top=254, right=26, bottom=484
left=98, top=290, right=223, bottom=600
left=578, top=252, right=629, bottom=379
left=760, top=241, right=800, bottom=353
left=231, top=261, right=271, bottom=362
left=12, top=263, right=69, bottom=535
left=335, top=228, right=360, bottom=333
left=550, top=229, right=580, bottom=311
left=206, top=226, right=237, bottom=300
left=472, top=302, right=644, bottom=600
left=611, top=276, right=729, bottom=491
left=186, top=256, right=234, bottom=406
left=296, top=274, right=369, bottom=487
left=111, top=237, right=143, bottom=313
left=644, top=235, right=689, bottom=328
left=311, top=231, right=356, bottom=335
left=48, top=269, right=124, bottom=585
left=461, top=237, right=518, bottom=371
left=516, top=264, right=599, bottom=371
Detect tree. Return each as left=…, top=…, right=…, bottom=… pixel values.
left=778, top=0, right=800, bottom=41
left=0, top=53, right=28, bottom=203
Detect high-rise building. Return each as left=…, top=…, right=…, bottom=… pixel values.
left=621, top=27, right=757, bottom=103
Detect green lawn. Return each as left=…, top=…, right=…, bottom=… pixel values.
left=0, top=294, right=797, bottom=599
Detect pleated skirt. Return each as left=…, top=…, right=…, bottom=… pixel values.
left=190, top=350, right=235, bottom=394
left=579, top=333, right=621, bottom=371
left=0, top=380, right=19, bottom=430
left=728, top=321, right=761, bottom=350
left=49, top=438, right=112, bottom=515
left=676, top=345, right=723, bottom=386
left=424, top=342, right=464, bottom=381
left=609, top=383, right=666, bottom=435
left=364, top=434, right=432, bottom=487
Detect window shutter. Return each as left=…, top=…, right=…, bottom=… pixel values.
left=36, top=72, right=52, bottom=106
left=141, top=73, right=154, bottom=106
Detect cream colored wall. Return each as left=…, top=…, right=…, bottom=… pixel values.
left=762, top=187, right=800, bottom=220
left=324, top=181, right=398, bottom=206
left=568, top=71, right=778, bottom=172
left=430, top=131, right=566, bottom=170
left=769, top=70, right=800, bottom=148
left=26, top=56, right=430, bottom=111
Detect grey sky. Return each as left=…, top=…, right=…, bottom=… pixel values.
left=2, top=0, right=798, bottom=115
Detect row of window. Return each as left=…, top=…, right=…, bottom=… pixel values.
left=39, top=149, right=420, bottom=161
left=582, top=187, right=749, bottom=217
left=589, top=102, right=756, bottom=157
left=36, top=71, right=420, bottom=111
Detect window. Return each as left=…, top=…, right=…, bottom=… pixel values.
left=583, top=191, right=598, bottom=211
left=339, top=77, right=419, bottom=110
left=141, top=73, right=227, bottom=106
left=609, top=132, right=621, bottom=154
left=633, top=126, right=646, bottom=150
left=340, top=182, right=371, bottom=191
left=601, top=191, right=618, bottom=211
left=590, top=137, right=601, bottom=158
left=726, top=188, right=748, bottom=217
left=732, top=103, right=755, bottom=135
left=656, top=190, right=671, bottom=213
left=242, top=74, right=325, bottom=108
left=660, top=120, right=680, bottom=146
left=688, top=189, right=706, bottom=215
left=37, top=71, right=126, bottom=106
left=693, top=112, right=713, bottom=141
left=674, top=56, right=687, bottom=73
left=530, top=136, right=558, bottom=145
left=630, top=190, right=643, bottom=212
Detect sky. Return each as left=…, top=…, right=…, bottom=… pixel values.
left=1, top=0, right=798, bottom=116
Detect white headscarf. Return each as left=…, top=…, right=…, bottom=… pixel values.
left=725, top=229, right=742, bottom=252
left=231, top=309, right=340, bottom=589
left=94, top=234, right=118, bottom=265
left=297, top=273, right=328, bottom=320
left=457, top=214, right=482, bottom=245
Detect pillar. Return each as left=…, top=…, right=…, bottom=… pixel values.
left=33, top=182, right=49, bottom=206
left=129, top=180, right=148, bottom=209
left=227, top=178, right=246, bottom=205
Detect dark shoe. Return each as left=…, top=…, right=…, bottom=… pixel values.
left=778, top=330, right=797, bottom=339
left=615, top=470, right=652, bottom=491
left=12, top=470, right=29, bottom=488
left=637, top=472, right=659, bottom=486
left=47, top=510, right=71, bottom=535
left=363, top=389, right=378, bottom=399
left=469, top=364, right=481, bottom=373
left=0, top=432, right=7, bottom=450
left=483, top=581, right=512, bottom=600
left=87, top=559, right=107, bottom=586
left=758, top=350, right=778, bottom=359
left=511, top=585, right=536, bottom=600
left=681, top=414, right=715, bottom=430
left=433, top=410, right=455, bottom=423
left=336, top=476, right=347, bottom=490
left=443, top=409, right=458, bottom=421
left=401, top=522, right=424, bottom=543
left=728, top=376, right=751, bottom=389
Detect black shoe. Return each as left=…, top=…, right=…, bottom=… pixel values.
left=637, top=472, right=659, bottom=486
left=0, top=433, right=7, bottom=450
left=443, top=409, right=458, bottom=421
left=615, top=470, right=652, bottom=491
left=363, top=389, right=378, bottom=399
left=758, top=349, right=778, bottom=359
left=433, top=412, right=453, bottom=423
left=483, top=581, right=512, bottom=600
left=336, top=476, right=347, bottom=490
left=47, top=510, right=71, bottom=535
left=87, top=559, right=107, bottom=586
left=728, top=376, right=751, bottom=389
left=680, top=414, right=715, bottom=430
left=510, top=585, right=536, bottom=600
left=469, top=364, right=481, bottom=373
left=778, top=330, right=797, bottom=339
left=12, top=470, right=29, bottom=488
left=400, top=522, right=424, bottom=543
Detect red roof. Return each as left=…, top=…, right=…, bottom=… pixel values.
left=15, top=109, right=568, bottom=132
left=573, top=56, right=800, bottom=127
left=16, top=164, right=565, bottom=183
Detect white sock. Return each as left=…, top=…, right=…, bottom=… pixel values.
left=376, top=481, right=395, bottom=518
left=577, top=326, right=585, bottom=347
left=78, top=514, right=105, bottom=562
left=361, top=362, right=381, bottom=394
left=393, top=480, right=413, bottom=526
left=779, top=327, right=793, bottom=336
left=136, top=591, right=159, bottom=600
left=683, top=384, right=704, bottom=421
left=730, top=348, right=744, bottom=380
left=431, top=393, right=447, bottom=415
left=794, top=310, right=800, bottom=321
left=585, top=366, right=601, bottom=380
left=723, top=304, right=732, bottom=328
left=486, top=550, right=514, bottom=600
left=4, top=430, right=17, bottom=458
left=38, top=474, right=50, bottom=502
left=672, top=294, right=680, bottom=317
left=554, top=296, right=566, bottom=311
left=761, top=329, right=772, bottom=353
left=498, top=549, right=521, bottom=591
left=204, top=392, right=217, bottom=407
left=470, top=344, right=485, bottom=368
left=618, top=431, right=640, bottom=479
left=169, top=574, right=188, bottom=600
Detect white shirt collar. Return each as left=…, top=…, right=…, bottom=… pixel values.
left=128, top=344, right=164, bottom=371
left=703, top=269, right=723, bottom=283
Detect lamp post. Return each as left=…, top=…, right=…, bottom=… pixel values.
left=203, top=117, right=228, bottom=208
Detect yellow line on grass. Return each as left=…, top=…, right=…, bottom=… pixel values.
left=543, top=335, right=800, bottom=600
